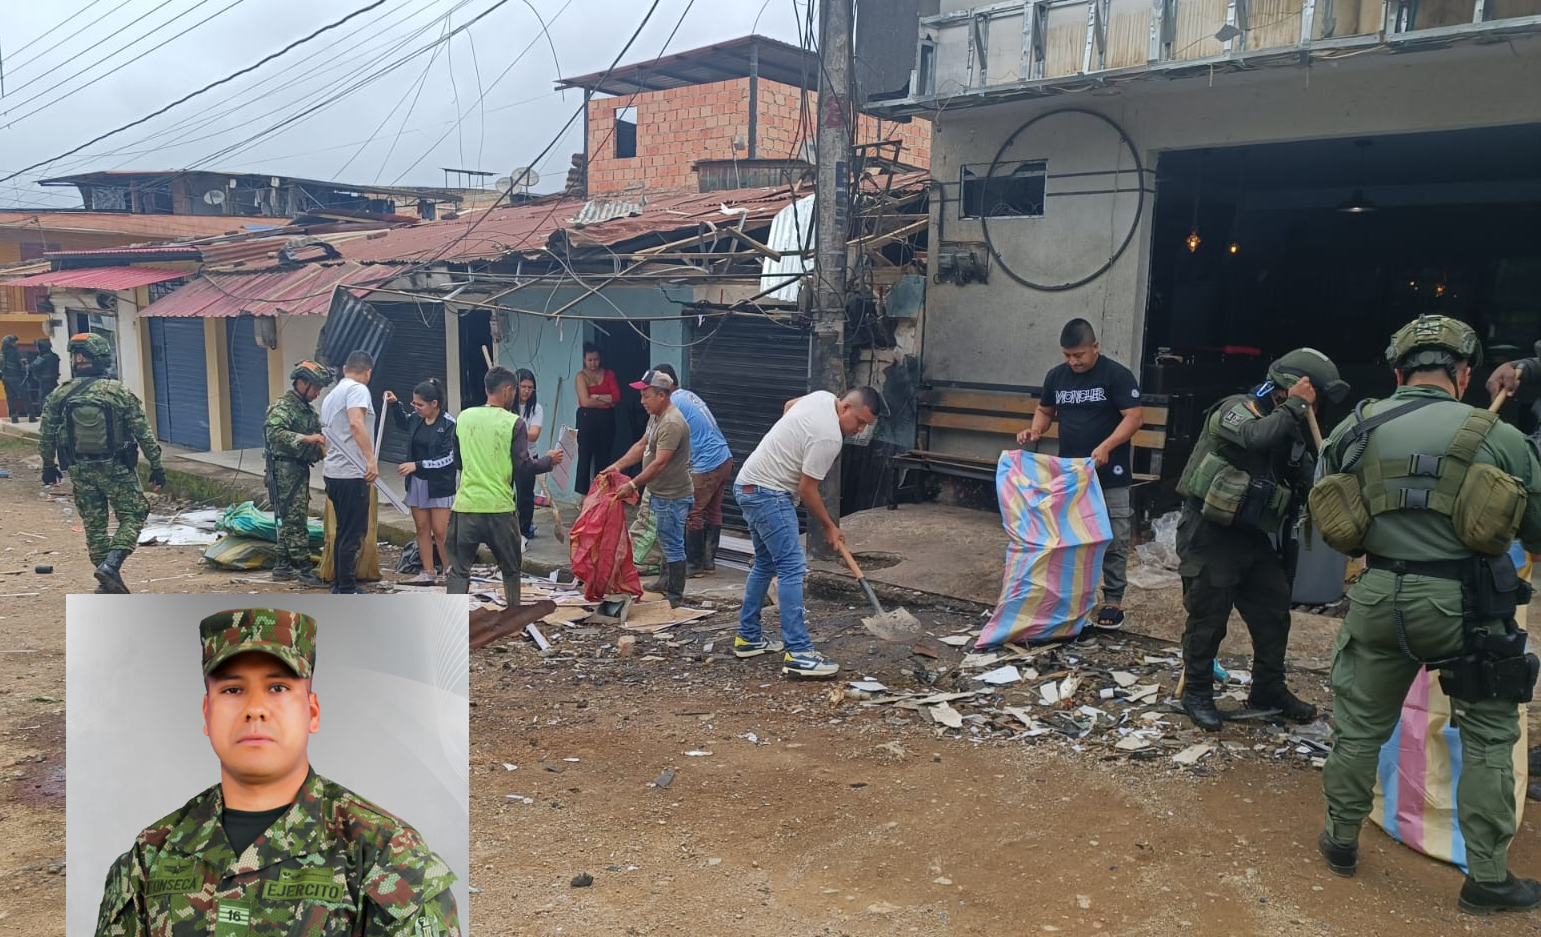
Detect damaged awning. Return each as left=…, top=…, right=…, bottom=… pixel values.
left=4, top=266, right=186, bottom=289
left=138, top=262, right=382, bottom=318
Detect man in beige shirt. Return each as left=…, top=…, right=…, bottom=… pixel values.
left=605, top=368, right=693, bottom=606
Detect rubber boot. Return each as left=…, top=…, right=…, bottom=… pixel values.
left=646, top=568, right=668, bottom=593
left=686, top=528, right=706, bottom=578
left=665, top=560, right=687, bottom=608
left=1460, top=875, right=1541, bottom=914
left=1180, top=675, right=1222, bottom=731
left=703, top=525, right=720, bottom=573
left=94, top=549, right=130, bottom=594
left=270, top=559, right=296, bottom=581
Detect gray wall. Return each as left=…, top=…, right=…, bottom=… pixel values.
left=919, top=35, right=1541, bottom=458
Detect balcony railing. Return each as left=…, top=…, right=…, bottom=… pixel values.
left=906, top=0, right=1541, bottom=100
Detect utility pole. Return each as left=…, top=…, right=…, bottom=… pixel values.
left=810, top=0, right=853, bottom=557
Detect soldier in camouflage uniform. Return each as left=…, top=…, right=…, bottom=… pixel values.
left=95, top=608, right=461, bottom=937
left=38, top=333, right=165, bottom=593
left=263, top=362, right=331, bottom=588
left=2, top=333, right=31, bottom=422
left=28, top=335, right=60, bottom=400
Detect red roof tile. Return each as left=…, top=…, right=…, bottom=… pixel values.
left=138, top=263, right=383, bottom=318
left=4, top=266, right=187, bottom=289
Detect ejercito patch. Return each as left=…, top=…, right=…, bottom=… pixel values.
left=1221, top=407, right=1248, bottom=428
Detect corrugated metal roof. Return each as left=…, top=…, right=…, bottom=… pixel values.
left=0, top=211, right=280, bottom=240
left=569, top=198, right=647, bottom=227
left=4, top=266, right=187, bottom=289
left=46, top=245, right=202, bottom=258
left=760, top=194, right=815, bottom=302
left=555, top=35, right=818, bottom=95
left=138, top=263, right=382, bottom=318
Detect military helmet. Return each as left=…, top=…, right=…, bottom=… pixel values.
left=1, top=334, right=16, bottom=347
left=289, top=360, right=333, bottom=387
left=1385, top=315, right=1481, bottom=372
left=35, top=337, right=51, bottom=351
left=68, top=332, right=111, bottom=361
left=1267, top=347, right=1351, bottom=404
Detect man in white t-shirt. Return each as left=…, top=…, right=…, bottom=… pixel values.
left=733, top=386, right=880, bottom=678
left=319, top=351, right=379, bottom=594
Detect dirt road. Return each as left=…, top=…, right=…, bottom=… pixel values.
left=3, top=436, right=1540, bottom=936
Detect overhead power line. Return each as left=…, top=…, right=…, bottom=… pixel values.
left=0, top=0, right=390, bottom=185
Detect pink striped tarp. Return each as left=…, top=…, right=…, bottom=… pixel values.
left=1370, top=545, right=1533, bottom=869
left=976, top=451, right=1112, bottom=648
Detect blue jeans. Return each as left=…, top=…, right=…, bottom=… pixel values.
left=650, top=494, right=693, bottom=563
left=735, top=486, right=811, bottom=653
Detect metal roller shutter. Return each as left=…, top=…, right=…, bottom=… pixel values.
left=688, top=314, right=811, bottom=530
left=226, top=315, right=271, bottom=450
left=148, top=317, right=210, bottom=450
left=373, top=302, right=448, bottom=465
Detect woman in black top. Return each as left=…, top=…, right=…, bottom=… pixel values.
left=385, top=378, right=456, bottom=584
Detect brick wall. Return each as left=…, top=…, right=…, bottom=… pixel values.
left=583, top=77, right=931, bottom=197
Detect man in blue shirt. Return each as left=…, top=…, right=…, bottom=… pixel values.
left=655, top=364, right=734, bottom=576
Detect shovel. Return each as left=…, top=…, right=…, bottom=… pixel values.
left=836, top=542, right=921, bottom=640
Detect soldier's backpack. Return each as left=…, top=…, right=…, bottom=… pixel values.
left=1310, top=398, right=1527, bottom=556
left=63, top=381, right=119, bottom=459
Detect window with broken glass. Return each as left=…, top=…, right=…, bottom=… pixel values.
left=960, top=161, right=1047, bottom=219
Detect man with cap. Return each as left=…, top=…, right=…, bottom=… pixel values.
left=28, top=335, right=60, bottom=403
left=603, top=367, right=694, bottom=606
left=1173, top=347, right=1349, bottom=730
left=2, top=333, right=32, bottom=422
left=95, top=608, right=461, bottom=937
left=1315, top=316, right=1541, bottom=913
left=651, top=364, right=734, bottom=578
left=263, top=362, right=332, bottom=588
left=38, top=333, right=165, bottom=594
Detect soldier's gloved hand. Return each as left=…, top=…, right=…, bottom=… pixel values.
left=149, top=467, right=166, bottom=489
left=42, top=465, right=60, bottom=486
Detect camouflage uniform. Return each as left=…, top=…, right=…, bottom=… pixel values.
left=94, top=769, right=460, bottom=937
left=96, top=608, right=462, bottom=936
left=38, top=340, right=164, bottom=585
left=263, top=388, right=324, bottom=572
left=2, top=334, right=30, bottom=421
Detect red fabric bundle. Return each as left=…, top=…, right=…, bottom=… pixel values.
left=569, top=469, right=643, bottom=602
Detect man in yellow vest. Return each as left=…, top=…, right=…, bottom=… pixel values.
left=445, top=367, right=563, bottom=604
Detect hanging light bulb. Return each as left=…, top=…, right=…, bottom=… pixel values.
left=1184, top=150, right=1206, bottom=253
left=1187, top=230, right=1202, bottom=252
left=1227, top=241, right=1240, bottom=255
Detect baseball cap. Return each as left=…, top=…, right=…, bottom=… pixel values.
left=200, top=608, right=317, bottom=679
left=629, top=368, right=675, bottom=391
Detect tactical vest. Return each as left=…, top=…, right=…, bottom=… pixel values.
left=57, top=379, right=119, bottom=459
left=1309, top=399, right=1526, bottom=556
left=1177, top=399, right=1291, bottom=531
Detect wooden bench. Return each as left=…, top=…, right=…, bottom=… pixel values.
left=890, top=386, right=1172, bottom=520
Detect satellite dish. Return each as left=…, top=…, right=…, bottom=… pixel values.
left=507, top=167, right=540, bottom=190
left=202, top=189, right=226, bottom=205
left=494, top=177, right=512, bottom=190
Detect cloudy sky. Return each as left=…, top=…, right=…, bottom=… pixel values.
left=0, top=0, right=806, bottom=209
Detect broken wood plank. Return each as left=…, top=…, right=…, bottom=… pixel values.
left=469, top=601, right=557, bottom=650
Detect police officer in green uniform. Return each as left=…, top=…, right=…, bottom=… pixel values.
left=2, top=333, right=31, bottom=422
left=38, top=333, right=165, bottom=593
left=1174, top=348, right=1349, bottom=731
left=95, top=608, right=461, bottom=937
left=1313, top=316, right=1541, bottom=914
left=263, top=362, right=331, bottom=588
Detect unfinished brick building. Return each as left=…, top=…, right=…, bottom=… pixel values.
left=557, top=35, right=930, bottom=197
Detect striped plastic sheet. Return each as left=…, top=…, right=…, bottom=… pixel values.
left=1370, top=542, right=1533, bottom=869
left=976, top=450, right=1111, bottom=649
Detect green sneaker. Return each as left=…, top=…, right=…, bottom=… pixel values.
left=782, top=650, right=839, bottom=678
left=733, top=636, right=785, bottom=658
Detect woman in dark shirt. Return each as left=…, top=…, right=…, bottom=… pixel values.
left=512, top=369, right=549, bottom=539
left=385, top=378, right=456, bottom=584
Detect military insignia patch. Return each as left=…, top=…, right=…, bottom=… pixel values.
left=1221, top=408, right=1247, bottom=428
left=263, top=867, right=344, bottom=903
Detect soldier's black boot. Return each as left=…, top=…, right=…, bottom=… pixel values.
left=1249, top=685, right=1318, bottom=723
left=686, top=528, right=706, bottom=578
left=1181, top=675, right=1223, bottom=731
left=702, top=525, right=720, bottom=573
left=270, top=560, right=296, bottom=581
left=1318, top=831, right=1357, bottom=877
left=94, top=549, right=130, bottom=594
left=1460, top=874, right=1541, bottom=914
left=665, top=560, right=687, bottom=608
left=294, top=565, right=325, bottom=588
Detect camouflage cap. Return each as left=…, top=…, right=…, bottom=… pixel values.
left=200, top=608, right=317, bottom=679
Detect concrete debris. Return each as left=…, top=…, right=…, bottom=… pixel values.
left=1173, top=743, right=1216, bottom=766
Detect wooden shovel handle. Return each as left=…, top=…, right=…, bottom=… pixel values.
left=1304, top=406, right=1325, bottom=451
left=1490, top=388, right=1510, bottom=413
left=835, top=541, right=865, bottom=579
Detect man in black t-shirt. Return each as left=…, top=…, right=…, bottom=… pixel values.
left=1016, top=318, right=1143, bottom=629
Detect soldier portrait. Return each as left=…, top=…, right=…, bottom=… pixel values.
left=65, top=595, right=470, bottom=936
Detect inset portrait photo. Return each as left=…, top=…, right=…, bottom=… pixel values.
left=66, top=595, right=469, bottom=936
